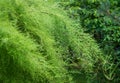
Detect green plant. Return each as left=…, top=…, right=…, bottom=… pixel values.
left=58, top=0, right=120, bottom=82
left=0, top=0, right=108, bottom=83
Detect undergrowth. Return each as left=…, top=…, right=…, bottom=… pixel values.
left=0, top=0, right=107, bottom=83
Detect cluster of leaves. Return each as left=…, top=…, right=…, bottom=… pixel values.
left=0, top=0, right=70, bottom=83
left=58, top=0, right=120, bottom=82
left=0, top=0, right=108, bottom=83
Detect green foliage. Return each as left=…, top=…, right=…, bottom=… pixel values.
left=59, top=0, right=120, bottom=82
left=0, top=0, right=69, bottom=82
left=0, top=0, right=108, bottom=83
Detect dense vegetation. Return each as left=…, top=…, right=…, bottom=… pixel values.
left=59, top=0, right=120, bottom=82
left=0, top=0, right=119, bottom=83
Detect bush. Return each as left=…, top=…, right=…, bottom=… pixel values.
left=58, top=0, right=120, bottom=82
left=0, top=0, right=107, bottom=82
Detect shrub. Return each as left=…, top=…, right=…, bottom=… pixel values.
left=0, top=0, right=107, bottom=82
left=58, top=0, right=120, bottom=82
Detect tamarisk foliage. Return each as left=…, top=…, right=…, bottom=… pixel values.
left=0, top=0, right=106, bottom=83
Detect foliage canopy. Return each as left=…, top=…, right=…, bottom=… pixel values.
left=0, top=0, right=111, bottom=83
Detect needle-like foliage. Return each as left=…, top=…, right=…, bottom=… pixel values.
left=0, top=0, right=106, bottom=83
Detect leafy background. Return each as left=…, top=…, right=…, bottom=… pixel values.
left=0, top=0, right=120, bottom=83
left=58, top=0, right=120, bottom=82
